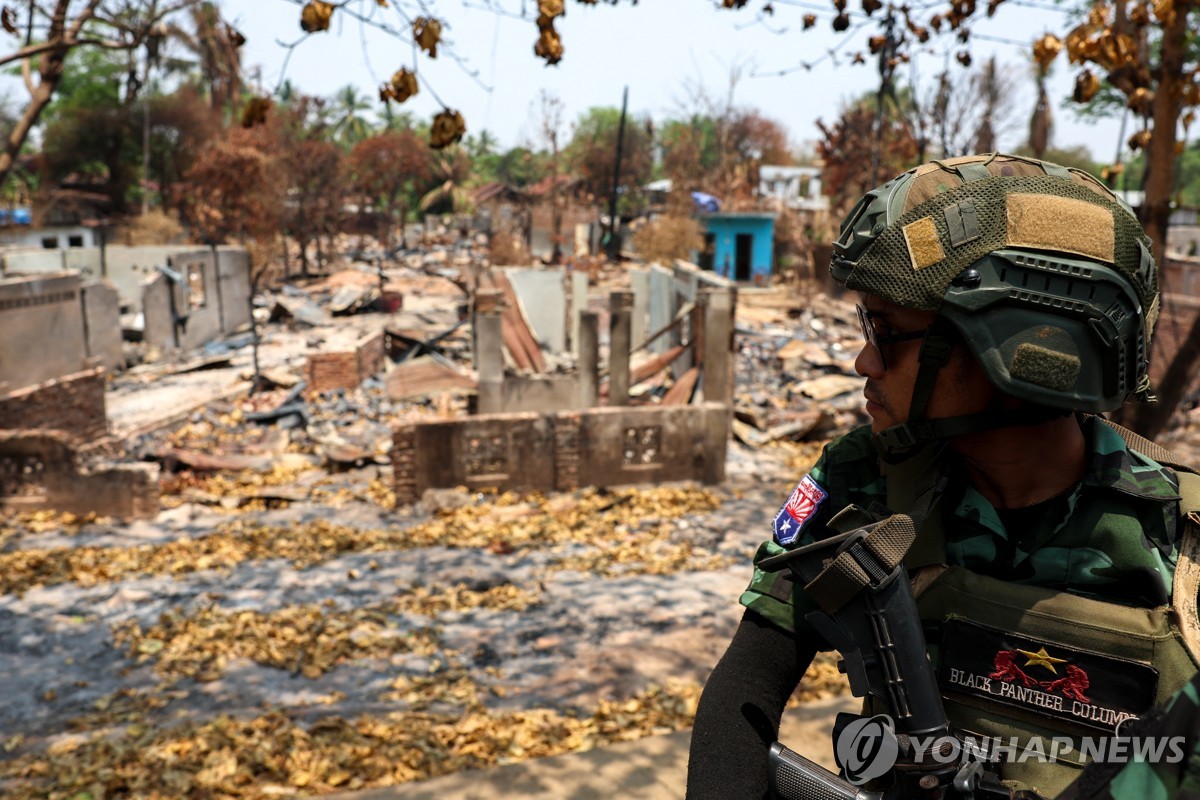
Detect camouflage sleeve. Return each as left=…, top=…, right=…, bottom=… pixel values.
left=738, top=426, right=885, bottom=638
left=1062, top=671, right=1200, bottom=800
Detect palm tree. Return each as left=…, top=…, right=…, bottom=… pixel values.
left=331, top=84, right=374, bottom=146
left=161, top=2, right=243, bottom=114
left=467, top=129, right=498, bottom=159
left=419, top=150, right=475, bottom=214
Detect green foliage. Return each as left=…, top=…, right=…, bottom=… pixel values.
left=565, top=106, right=654, bottom=203
left=659, top=116, right=721, bottom=183
left=1118, top=144, right=1200, bottom=208
left=42, top=46, right=127, bottom=126
left=494, top=147, right=545, bottom=187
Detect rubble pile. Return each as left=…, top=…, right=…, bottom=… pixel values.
left=727, top=289, right=867, bottom=468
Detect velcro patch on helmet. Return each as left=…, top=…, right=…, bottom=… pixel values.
left=1010, top=343, right=1081, bottom=391
left=1006, top=193, right=1115, bottom=264
left=944, top=200, right=982, bottom=247
left=903, top=216, right=945, bottom=270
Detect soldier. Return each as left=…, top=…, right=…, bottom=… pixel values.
left=686, top=153, right=1200, bottom=799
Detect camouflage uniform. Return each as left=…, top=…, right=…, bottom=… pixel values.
left=742, top=416, right=1183, bottom=636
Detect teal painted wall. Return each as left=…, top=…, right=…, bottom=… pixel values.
left=700, top=215, right=775, bottom=282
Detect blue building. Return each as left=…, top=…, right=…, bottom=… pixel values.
left=697, top=212, right=776, bottom=283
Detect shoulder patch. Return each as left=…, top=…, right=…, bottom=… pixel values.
left=774, top=474, right=828, bottom=546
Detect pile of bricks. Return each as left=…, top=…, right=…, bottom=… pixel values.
left=302, top=331, right=386, bottom=396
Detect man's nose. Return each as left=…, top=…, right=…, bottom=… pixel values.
left=854, top=340, right=884, bottom=379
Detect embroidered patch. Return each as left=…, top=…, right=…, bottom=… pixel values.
left=937, top=619, right=1159, bottom=733
left=773, top=474, right=827, bottom=546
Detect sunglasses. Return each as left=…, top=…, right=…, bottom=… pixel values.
left=855, top=304, right=929, bottom=370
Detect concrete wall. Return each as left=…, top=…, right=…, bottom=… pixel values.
left=502, top=375, right=588, bottom=413
left=214, top=248, right=252, bottom=332
left=1163, top=256, right=1200, bottom=298
left=166, top=250, right=223, bottom=350
left=570, top=271, right=588, bottom=355
left=3, top=244, right=248, bottom=313
left=0, top=272, right=89, bottom=392
left=81, top=280, right=123, bottom=371
left=641, top=263, right=735, bottom=381
left=1168, top=226, right=1200, bottom=258
left=0, top=430, right=159, bottom=519
left=392, top=403, right=728, bottom=504
left=506, top=267, right=566, bottom=352
left=141, top=271, right=176, bottom=350
left=138, top=248, right=253, bottom=353
left=0, top=225, right=97, bottom=250
left=0, top=369, right=107, bottom=443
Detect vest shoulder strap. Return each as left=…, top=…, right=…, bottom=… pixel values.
left=1090, top=418, right=1200, bottom=661
left=1176, top=471, right=1200, bottom=515
left=1171, top=504, right=1200, bottom=665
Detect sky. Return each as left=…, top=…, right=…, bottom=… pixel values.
left=226, top=0, right=1127, bottom=163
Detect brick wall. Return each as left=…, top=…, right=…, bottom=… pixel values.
left=48, top=463, right=160, bottom=519
left=303, top=351, right=360, bottom=396
left=356, top=332, right=385, bottom=380
left=392, top=403, right=729, bottom=505
left=0, top=368, right=107, bottom=443
left=304, top=331, right=387, bottom=397
left=0, top=430, right=159, bottom=519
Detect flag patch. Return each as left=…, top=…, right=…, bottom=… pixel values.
left=773, top=474, right=827, bottom=546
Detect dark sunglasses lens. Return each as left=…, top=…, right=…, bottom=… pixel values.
left=856, top=305, right=885, bottom=369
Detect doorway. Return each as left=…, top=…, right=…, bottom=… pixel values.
left=735, top=233, right=753, bottom=282
left=699, top=233, right=715, bottom=271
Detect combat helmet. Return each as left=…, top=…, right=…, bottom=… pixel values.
left=831, top=153, right=1158, bottom=459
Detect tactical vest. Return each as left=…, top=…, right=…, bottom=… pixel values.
left=875, top=420, right=1200, bottom=798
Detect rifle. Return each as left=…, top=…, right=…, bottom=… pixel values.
left=758, top=508, right=1046, bottom=800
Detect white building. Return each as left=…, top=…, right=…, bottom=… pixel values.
left=759, top=165, right=829, bottom=213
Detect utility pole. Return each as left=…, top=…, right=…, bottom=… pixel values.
left=872, top=12, right=899, bottom=182
left=606, top=86, right=629, bottom=262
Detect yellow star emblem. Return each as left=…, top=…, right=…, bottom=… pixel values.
left=1016, top=647, right=1068, bottom=673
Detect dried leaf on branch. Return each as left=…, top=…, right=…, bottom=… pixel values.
left=413, top=16, right=442, bottom=58
left=300, top=0, right=334, bottom=33
left=534, top=17, right=564, bottom=64
left=430, top=108, right=466, bottom=149
left=1032, top=34, right=1062, bottom=71
left=380, top=67, right=419, bottom=103
left=1073, top=69, right=1101, bottom=102
left=240, top=96, right=272, bottom=128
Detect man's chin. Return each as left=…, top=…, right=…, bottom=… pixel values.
left=864, top=401, right=896, bottom=433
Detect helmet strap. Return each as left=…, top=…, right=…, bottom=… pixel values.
left=906, top=318, right=957, bottom=425
left=873, top=318, right=1067, bottom=462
